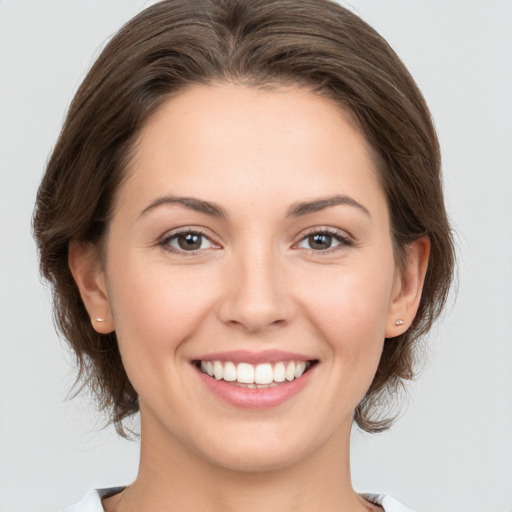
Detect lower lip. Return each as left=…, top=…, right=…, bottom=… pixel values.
left=194, top=365, right=315, bottom=409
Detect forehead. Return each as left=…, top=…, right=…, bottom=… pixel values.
left=120, top=82, right=385, bottom=219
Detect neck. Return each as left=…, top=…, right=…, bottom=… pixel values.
left=105, top=415, right=375, bottom=512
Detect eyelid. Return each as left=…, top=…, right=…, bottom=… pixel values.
left=156, top=225, right=353, bottom=255
left=158, top=226, right=222, bottom=255
left=293, top=226, right=354, bottom=253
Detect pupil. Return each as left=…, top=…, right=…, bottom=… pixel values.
left=178, top=233, right=201, bottom=250
left=309, top=233, right=332, bottom=250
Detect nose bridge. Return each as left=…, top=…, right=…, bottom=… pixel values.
left=218, top=236, right=292, bottom=333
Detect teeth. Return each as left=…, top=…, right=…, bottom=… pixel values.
left=285, top=362, right=296, bottom=381
left=198, top=360, right=311, bottom=385
left=273, top=362, right=286, bottom=382
left=223, top=361, right=237, bottom=382
left=295, top=361, right=306, bottom=378
left=237, top=363, right=255, bottom=384
left=254, top=363, right=273, bottom=384
left=213, top=360, right=223, bottom=380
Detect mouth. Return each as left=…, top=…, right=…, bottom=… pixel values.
left=193, top=359, right=318, bottom=389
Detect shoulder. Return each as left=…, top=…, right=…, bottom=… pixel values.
left=61, top=488, right=125, bottom=512
left=361, top=493, right=415, bottom=512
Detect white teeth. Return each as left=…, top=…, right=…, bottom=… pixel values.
left=254, top=363, right=273, bottom=384
left=237, top=363, right=255, bottom=384
left=223, top=361, right=237, bottom=382
left=285, top=362, right=296, bottom=381
left=295, top=361, right=306, bottom=378
left=273, top=362, right=286, bottom=382
left=199, top=359, right=312, bottom=385
left=213, top=360, right=223, bottom=380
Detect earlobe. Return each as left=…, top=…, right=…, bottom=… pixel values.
left=68, top=241, right=115, bottom=334
left=385, top=236, right=430, bottom=338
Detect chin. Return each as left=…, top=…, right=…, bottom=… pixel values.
left=184, top=415, right=343, bottom=474
left=200, top=440, right=311, bottom=474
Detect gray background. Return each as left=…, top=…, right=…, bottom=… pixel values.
left=1, top=1, right=511, bottom=511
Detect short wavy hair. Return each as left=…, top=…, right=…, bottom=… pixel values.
left=33, top=0, right=454, bottom=435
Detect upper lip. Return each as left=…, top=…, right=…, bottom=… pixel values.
left=192, top=350, right=317, bottom=365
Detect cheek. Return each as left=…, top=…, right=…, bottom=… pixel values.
left=296, top=255, right=395, bottom=372
left=106, top=256, right=218, bottom=366
left=301, top=262, right=394, bottom=333
left=298, top=263, right=395, bottom=413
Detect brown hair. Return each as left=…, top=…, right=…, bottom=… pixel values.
left=33, top=0, right=454, bottom=435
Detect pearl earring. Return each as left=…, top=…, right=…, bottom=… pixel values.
left=395, top=319, right=404, bottom=326
left=95, top=317, right=104, bottom=322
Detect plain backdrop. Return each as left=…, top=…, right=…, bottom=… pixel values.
left=0, top=1, right=511, bottom=511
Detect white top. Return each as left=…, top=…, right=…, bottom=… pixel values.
left=61, top=488, right=414, bottom=511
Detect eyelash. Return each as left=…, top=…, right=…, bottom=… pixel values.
left=295, top=228, right=353, bottom=254
left=158, top=227, right=353, bottom=256
left=159, top=228, right=215, bottom=255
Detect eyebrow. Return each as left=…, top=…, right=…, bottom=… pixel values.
left=139, top=195, right=228, bottom=219
left=139, top=193, right=370, bottom=220
left=286, top=195, right=371, bottom=218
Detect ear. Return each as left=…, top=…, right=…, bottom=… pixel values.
left=385, top=236, right=430, bottom=338
left=68, top=240, right=115, bottom=334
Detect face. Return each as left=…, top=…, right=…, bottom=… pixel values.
left=75, top=83, right=419, bottom=472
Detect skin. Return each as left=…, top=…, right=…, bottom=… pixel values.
left=70, top=83, right=429, bottom=512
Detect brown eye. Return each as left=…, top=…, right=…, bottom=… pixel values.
left=177, top=233, right=203, bottom=250
left=308, top=233, right=333, bottom=250
left=162, top=231, right=214, bottom=253
left=296, top=230, right=351, bottom=252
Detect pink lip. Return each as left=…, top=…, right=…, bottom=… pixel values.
left=193, top=349, right=314, bottom=364
left=193, top=361, right=317, bottom=409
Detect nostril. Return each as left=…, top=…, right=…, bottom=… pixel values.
left=216, top=270, right=295, bottom=333
left=223, top=316, right=289, bottom=334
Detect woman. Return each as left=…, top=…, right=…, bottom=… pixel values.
left=33, top=0, right=454, bottom=510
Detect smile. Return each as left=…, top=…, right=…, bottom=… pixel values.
left=197, top=360, right=313, bottom=388
left=192, top=351, right=318, bottom=408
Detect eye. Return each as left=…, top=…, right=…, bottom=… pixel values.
left=161, top=230, right=215, bottom=253
left=296, top=229, right=352, bottom=252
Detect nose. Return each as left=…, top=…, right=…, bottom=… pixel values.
left=217, top=244, right=294, bottom=334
